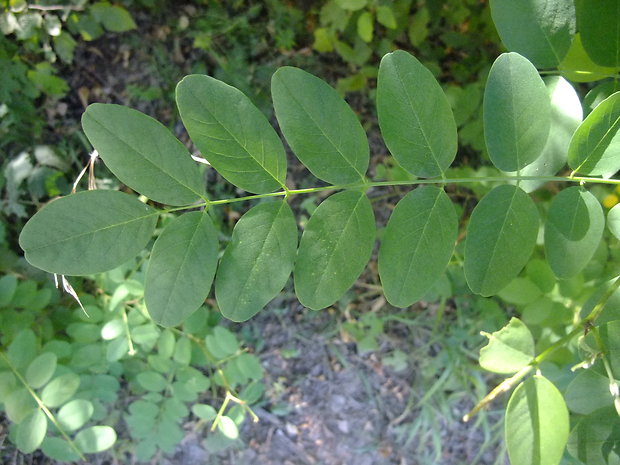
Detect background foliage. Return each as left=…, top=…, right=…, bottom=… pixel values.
left=3, top=1, right=620, bottom=464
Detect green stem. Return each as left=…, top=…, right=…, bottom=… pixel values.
left=0, top=351, right=86, bottom=461
left=463, top=274, right=620, bottom=422
left=160, top=174, right=620, bottom=215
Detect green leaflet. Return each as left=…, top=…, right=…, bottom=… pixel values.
left=479, top=318, right=535, bottom=374
left=565, top=370, right=616, bottom=415
left=567, top=407, right=620, bottom=465
left=578, top=0, right=620, bottom=67
left=145, top=212, right=218, bottom=327
left=295, top=190, right=375, bottom=310
left=506, top=375, right=569, bottom=465
left=378, top=186, right=457, bottom=307
left=544, top=187, right=604, bottom=278
left=484, top=53, right=551, bottom=172
left=559, top=34, right=618, bottom=83
left=376, top=50, right=457, bottom=178
left=568, top=92, right=620, bottom=177
left=513, top=76, right=582, bottom=193
left=464, top=185, right=539, bottom=296
left=598, top=320, right=620, bottom=375
left=271, top=67, right=368, bottom=185
left=19, top=190, right=158, bottom=276
left=608, top=203, right=620, bottom=240
left=216, top=201, right=297, bottom=322
left=489, top=0, right=575, bottom=68
left=176, top=75, right=287, bottom=194
left=82, top=104, right=204, bottom=206
left=16, top=409, right=47, bottom=454
left=74, top=426, right=117, bottom=453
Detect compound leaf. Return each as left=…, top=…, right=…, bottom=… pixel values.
left=465, top=185, right=539, bottom=296
left=16, top=409, right=47, bottom=454
left=376, top=50, right=457, bottom=178
left=544, top=187, right=604, bottom=278
left=568, top=92, right=620, bottom=177
left=489, top=0, right=575, bottom=68
left=176, top=75, right=287, bottom=194
left=578, top=0, right=620, bottom=67
left=216, top=201, right=297, bottom=322
left=295, top=190, right=375, bottom=310
left=145, top=212, right=218, bottom=327
left=19, top=190, right=158, bottom=276
left=506, top=375, right=569, bottom=465
left=272, top=67, right=368, bottom=184
left=484, top=52, right=551, bottom=172
left=378, top=186, right=457, bottom=307
left=82, top=104, right=204, bottom=205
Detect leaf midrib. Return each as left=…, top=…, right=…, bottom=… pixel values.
left=185, top=85, right=284, bottom=189
left=277, top=75, right=366, bottom=181
left=87, top=112, right=204, bottom=200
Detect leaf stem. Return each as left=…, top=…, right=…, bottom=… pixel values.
left=463, top=274, right=620, bottom=422
left=0, top=351, right=86, bottom=460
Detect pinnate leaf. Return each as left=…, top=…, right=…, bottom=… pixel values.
left=216, top=201, right=297, bottom=322
left=484, top=52, right=551, bottom=172
left=82, top=104, right=204, bottom=205
left=464, top=185, right=539, bottom=296
left=19, top=190, right=158, bottom=275
left=479, top=317, right=535, bottom=374
left=272, top=67, right=368, bottom=184
left=506, top=375, right=569, bottom=465
left=489, top=0, right=575, bottom=68
left=568, top=92, right=620, bottom=177
left=544, top=187, right=604, bottom=278
left=145, top=212, right=218, bottom=327
left=176, top=75, right=287, bottom=194
left=295, top=190, right=375, bottom=310
left=379, top=186, right=457, bottom=307
left=377, top=50, right=457, bottom=178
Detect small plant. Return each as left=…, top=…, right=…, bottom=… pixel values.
left=11, top=1, right=620, bottom=464
left=0, top=260, right=262, bottom=460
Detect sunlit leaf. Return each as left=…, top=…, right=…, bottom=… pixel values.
left=16, top=409, right=47, bottom=454
left=74, top=425, right=117, bottom=453
left=568, top=92, right=620, bottom=177
left=506, top=375, right=569, bottom=465
left=19, top=190, right=158, bottom=275
left=513, top=76, right=582, bottom=193
left=479, top=317, right=535, bottom=374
